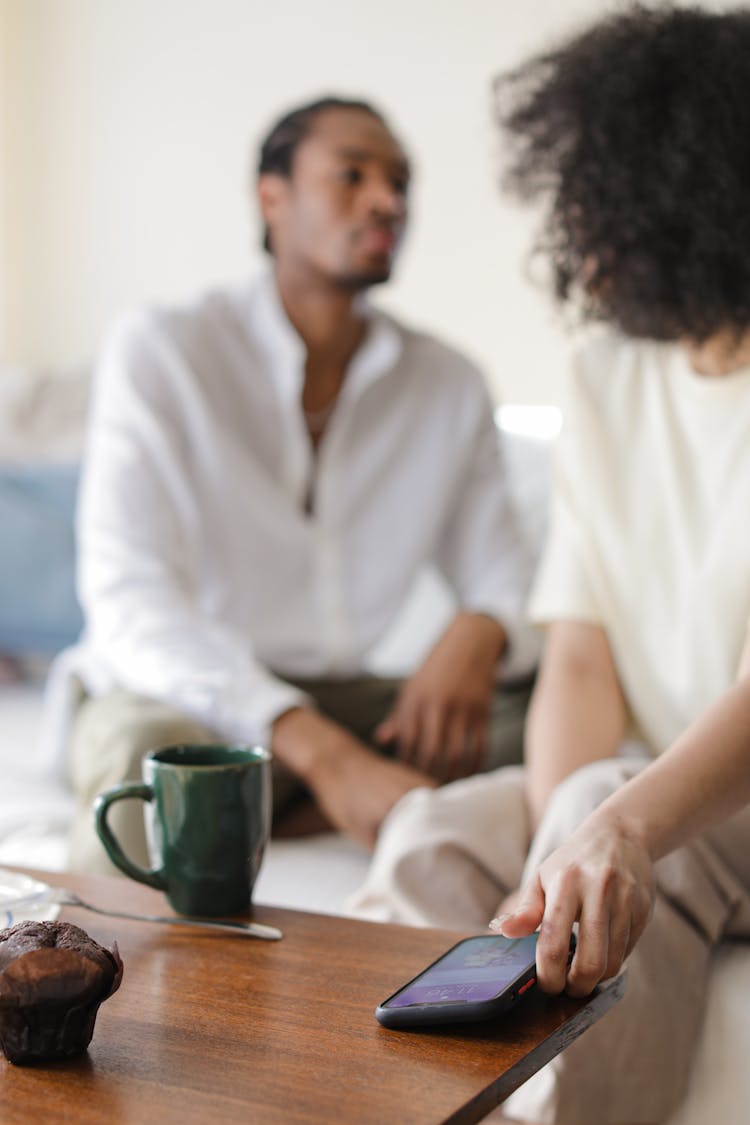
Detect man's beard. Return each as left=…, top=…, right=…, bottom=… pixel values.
left=335, top=265, right=393, bottom=291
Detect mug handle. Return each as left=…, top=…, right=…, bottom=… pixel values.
left=94, top=783, right=167, bottom=891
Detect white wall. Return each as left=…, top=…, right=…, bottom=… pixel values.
left=0, top=0, right=733, bottom=402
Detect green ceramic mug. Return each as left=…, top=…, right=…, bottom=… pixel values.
left=94, top=744, right=272, bottom=916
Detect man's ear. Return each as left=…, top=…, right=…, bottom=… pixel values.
left=257, top=173, right=289, bottom=238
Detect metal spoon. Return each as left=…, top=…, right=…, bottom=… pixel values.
left=1, top=884, right=283, bottom=941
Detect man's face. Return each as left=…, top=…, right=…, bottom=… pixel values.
left=259, top=107, right=410, bottom=289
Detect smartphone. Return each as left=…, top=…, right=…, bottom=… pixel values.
left=375, top=932, right=574, bottom=1030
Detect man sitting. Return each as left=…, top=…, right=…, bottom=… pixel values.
left=67, top=95, right=536, bottom=872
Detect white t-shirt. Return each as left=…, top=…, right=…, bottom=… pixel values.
left=70, top=273, right=535, bottom=748
left=530, top=329, right=750, bottom=754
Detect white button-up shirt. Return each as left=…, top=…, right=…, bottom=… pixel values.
left=70, top=273, right=534, bottom=748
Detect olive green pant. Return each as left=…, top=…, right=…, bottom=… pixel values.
left=68, top=675, right=532, bottom=877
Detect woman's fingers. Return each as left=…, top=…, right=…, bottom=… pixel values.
left=533, top=870, right=581, bottom=994
left=564, top=886, right=610, bottom=998
left=490, top=876, right=545, bottom=938
left=493, top=841, right=653, bottom=997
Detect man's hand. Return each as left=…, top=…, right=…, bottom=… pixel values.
left=272, top=707, right=435, bottom=850
left=373, top=611, right=506, bottom=780
left=490, top=808, right=655, bottom=998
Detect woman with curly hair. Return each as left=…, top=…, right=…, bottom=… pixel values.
left=349, top=6, right=750, bottom=1122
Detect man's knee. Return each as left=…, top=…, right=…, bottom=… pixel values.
left=69, top=693, right=220, bottom=873
left=70, top=691, right=219, bottom=797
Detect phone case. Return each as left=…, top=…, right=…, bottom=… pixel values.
left=375, top=935, right=541, bottom=1030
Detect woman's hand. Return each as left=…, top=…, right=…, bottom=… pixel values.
left=490, top=809, right=655, bottom=997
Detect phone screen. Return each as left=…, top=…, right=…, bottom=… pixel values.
left=382, top=933, right=539, bottom=1009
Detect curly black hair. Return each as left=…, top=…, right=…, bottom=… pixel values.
left=495, top=5, right=750, bottom=341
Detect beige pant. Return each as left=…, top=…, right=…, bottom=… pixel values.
left=346, top=757, right=750, bottom=1125
left=69, top=675, right=531, bottom=878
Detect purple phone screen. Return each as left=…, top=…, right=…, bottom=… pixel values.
left=385, top=934, right=538, bottom=1008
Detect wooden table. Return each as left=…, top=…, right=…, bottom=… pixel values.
left=0, top=869, right=624, bottom=1124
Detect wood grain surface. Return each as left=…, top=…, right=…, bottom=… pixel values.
left=0, top=868, right=624, bottom=1124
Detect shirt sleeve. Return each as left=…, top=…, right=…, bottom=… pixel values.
left=77, top=312, right=311, bottom=748
left=528, top=347, right=603, bottom=628
left=433, top=381, right=541, bottom=678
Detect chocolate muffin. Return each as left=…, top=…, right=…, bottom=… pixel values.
left=0, top=920, right=123, bottom=1064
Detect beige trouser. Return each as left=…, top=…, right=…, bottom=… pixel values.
left=346, top=757, right=750, bottom=1125
left=68, top=675, right=532, bottom=878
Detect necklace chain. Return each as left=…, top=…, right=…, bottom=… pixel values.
left=303, top=401, right=335, bottom=423
left=302, top=396, right=337, bottom=433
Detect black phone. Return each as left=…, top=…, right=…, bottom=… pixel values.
left=375, top=932, right=575, bottom=1030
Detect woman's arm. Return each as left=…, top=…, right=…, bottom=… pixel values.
left=494, top=665, right=750, bottom=996
left=525, top=620, right=628, bottom=829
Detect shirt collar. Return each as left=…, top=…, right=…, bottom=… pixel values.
left=250, top=270, right=403, bottom=407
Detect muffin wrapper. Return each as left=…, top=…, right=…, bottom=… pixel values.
left=0, top=942, right=123, bottom=1065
